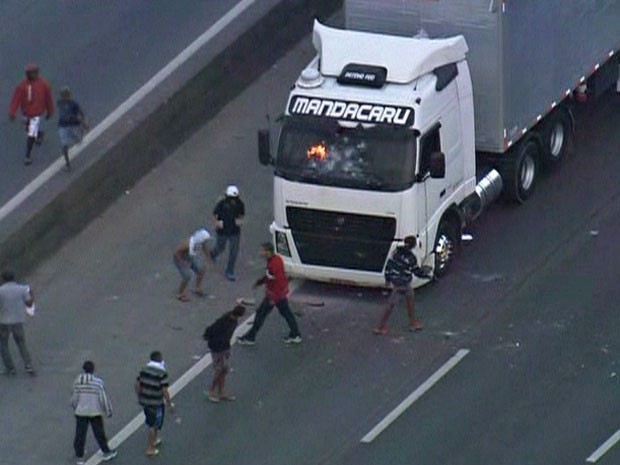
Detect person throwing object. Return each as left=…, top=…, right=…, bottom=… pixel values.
left=238, top=243, right=301, bottom=346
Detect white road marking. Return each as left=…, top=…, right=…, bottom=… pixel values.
left=84, top=314, right=256, bottom=465
left=0, top=0, right=256, bottom=224
left=587, top=429, right=620, bottom=463
left=85, top=280, right=302, bottom=464
left=361, top=348, right=470, bottom=444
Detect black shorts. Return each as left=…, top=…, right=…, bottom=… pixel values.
left=143, top=405, right=165, bottom=430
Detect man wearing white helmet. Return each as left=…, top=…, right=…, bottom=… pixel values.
left=210, top=185, right=245, bottom=281
left=173, top=228, right=211, bottom=302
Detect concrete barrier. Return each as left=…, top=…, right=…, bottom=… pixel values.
left=0, top=0, right=342, bottom=276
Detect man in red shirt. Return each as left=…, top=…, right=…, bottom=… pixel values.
left=8, top=63, right=54, bottom=165
left=238, top=243, right=301, bottom=345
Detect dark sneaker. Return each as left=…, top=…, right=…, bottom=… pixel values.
left=237, top=336, right=255, bottom=346
left=24, top=156, right=32, bottom=165
left=25, top=365, right=36, bottom=376
left=283, top=336, right=302, bottom=344
left=4, top=368, right=17, bottom=376
left=225, top=272, right=236, bottom=282
left=35, top=131, right=44, bottom=145
left=102, top=450, right=118, bottom=461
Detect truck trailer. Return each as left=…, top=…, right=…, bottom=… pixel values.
left=258, top=0, right=620, bottom=287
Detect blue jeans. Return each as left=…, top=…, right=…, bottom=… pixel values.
left=210, top=233, right=240, bottom=275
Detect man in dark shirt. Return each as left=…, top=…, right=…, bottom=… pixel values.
left=57, top=86, right=87, bottom=171
left=202, top=305, right=245, bottom=402
left=238, top=243, right=301, bottom=346
left=374, top=236, right=424, bottom=335
left=210, top=185, right=245, bottom=281
left=135, top=351, right=174, bottom=457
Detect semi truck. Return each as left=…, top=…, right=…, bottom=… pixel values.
left=258, top=0, right=620, bottom=287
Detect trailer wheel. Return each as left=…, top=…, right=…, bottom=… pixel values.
left=500, top=137, right=540, bottom=204
left=542, top=108, right=571, bottom=165
left=434, top=216, right=460, bottom=278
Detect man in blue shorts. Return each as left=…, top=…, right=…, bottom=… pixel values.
left=135, top=351, right=174, bottom=457
left=173, top=228, right=210, bottom=302
left=57, top=86, right=88, bottom=171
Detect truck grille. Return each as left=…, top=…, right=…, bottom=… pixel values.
left=286, top=207, right=396, bottom=272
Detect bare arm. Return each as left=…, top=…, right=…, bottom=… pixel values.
left=174, top=240, right=189, bottom=261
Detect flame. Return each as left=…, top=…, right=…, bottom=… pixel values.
left=307, top=142, right=327, bottom=160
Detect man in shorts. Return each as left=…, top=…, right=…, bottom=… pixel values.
left=57, top=86, right=88, bottom=171
left=374, top=236, right=424, bottom=335
left=135, top=351, right=174, bottom=457
left=173, top=228, right=210, bottom=302
left=202, top=305, right=246, bottom=402
left=8, top=63, right=54, bottom=165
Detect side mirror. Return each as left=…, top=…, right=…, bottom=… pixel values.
left=429, top=151, right=445, bottom=178
left=258, top=129, right=273, bottom=166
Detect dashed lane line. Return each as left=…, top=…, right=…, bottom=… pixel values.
left=587, top=429, right=620, bottom=463
left=85, top=280, right=300, bottom=465
left=361, top=348, right=470, bottom=444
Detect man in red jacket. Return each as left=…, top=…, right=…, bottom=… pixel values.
left=8, top=63, right=54, bottom=165
left=238, top=242, right=301, bottom=345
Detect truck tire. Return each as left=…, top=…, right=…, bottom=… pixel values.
left=542, top=107, right=571, bottom=166
left=434, top=216, right=461, bottom=278
left=499, top=137, right=540, bottom=204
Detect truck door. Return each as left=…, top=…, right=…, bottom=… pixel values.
left=417, top=124, right=446, bottom=254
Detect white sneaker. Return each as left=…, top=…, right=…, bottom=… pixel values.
left=283, top=336, right=302, bottom=344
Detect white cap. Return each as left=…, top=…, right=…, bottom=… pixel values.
left=226, top=185, right=239, bottom=197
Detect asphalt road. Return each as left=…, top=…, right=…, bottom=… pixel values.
left=2, top=16, right=620, bottom=465
left=0, top=0, right=240, bottom=206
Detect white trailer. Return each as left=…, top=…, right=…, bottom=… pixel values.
left=258, top=1, right=620, bottom=287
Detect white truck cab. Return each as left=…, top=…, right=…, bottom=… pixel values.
left=259, top=21, right=483, bottom=287
left=259, top=1, right=620, bottom=288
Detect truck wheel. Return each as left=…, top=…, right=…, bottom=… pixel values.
left=434, top=217, right=460, bottom=278
left=500, top=138, right=540, bottom=204
left=542, top=108, right=571, bottom=165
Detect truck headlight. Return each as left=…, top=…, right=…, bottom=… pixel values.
left=275, top=231, right=291, bottom=257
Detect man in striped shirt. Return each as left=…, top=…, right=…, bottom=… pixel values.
left=71, top=360, right=117, bottom=464
left=135, top=351, right=174, bottom=457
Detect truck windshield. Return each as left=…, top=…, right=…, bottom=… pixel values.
left=275, top=115, right=417, bottom=191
